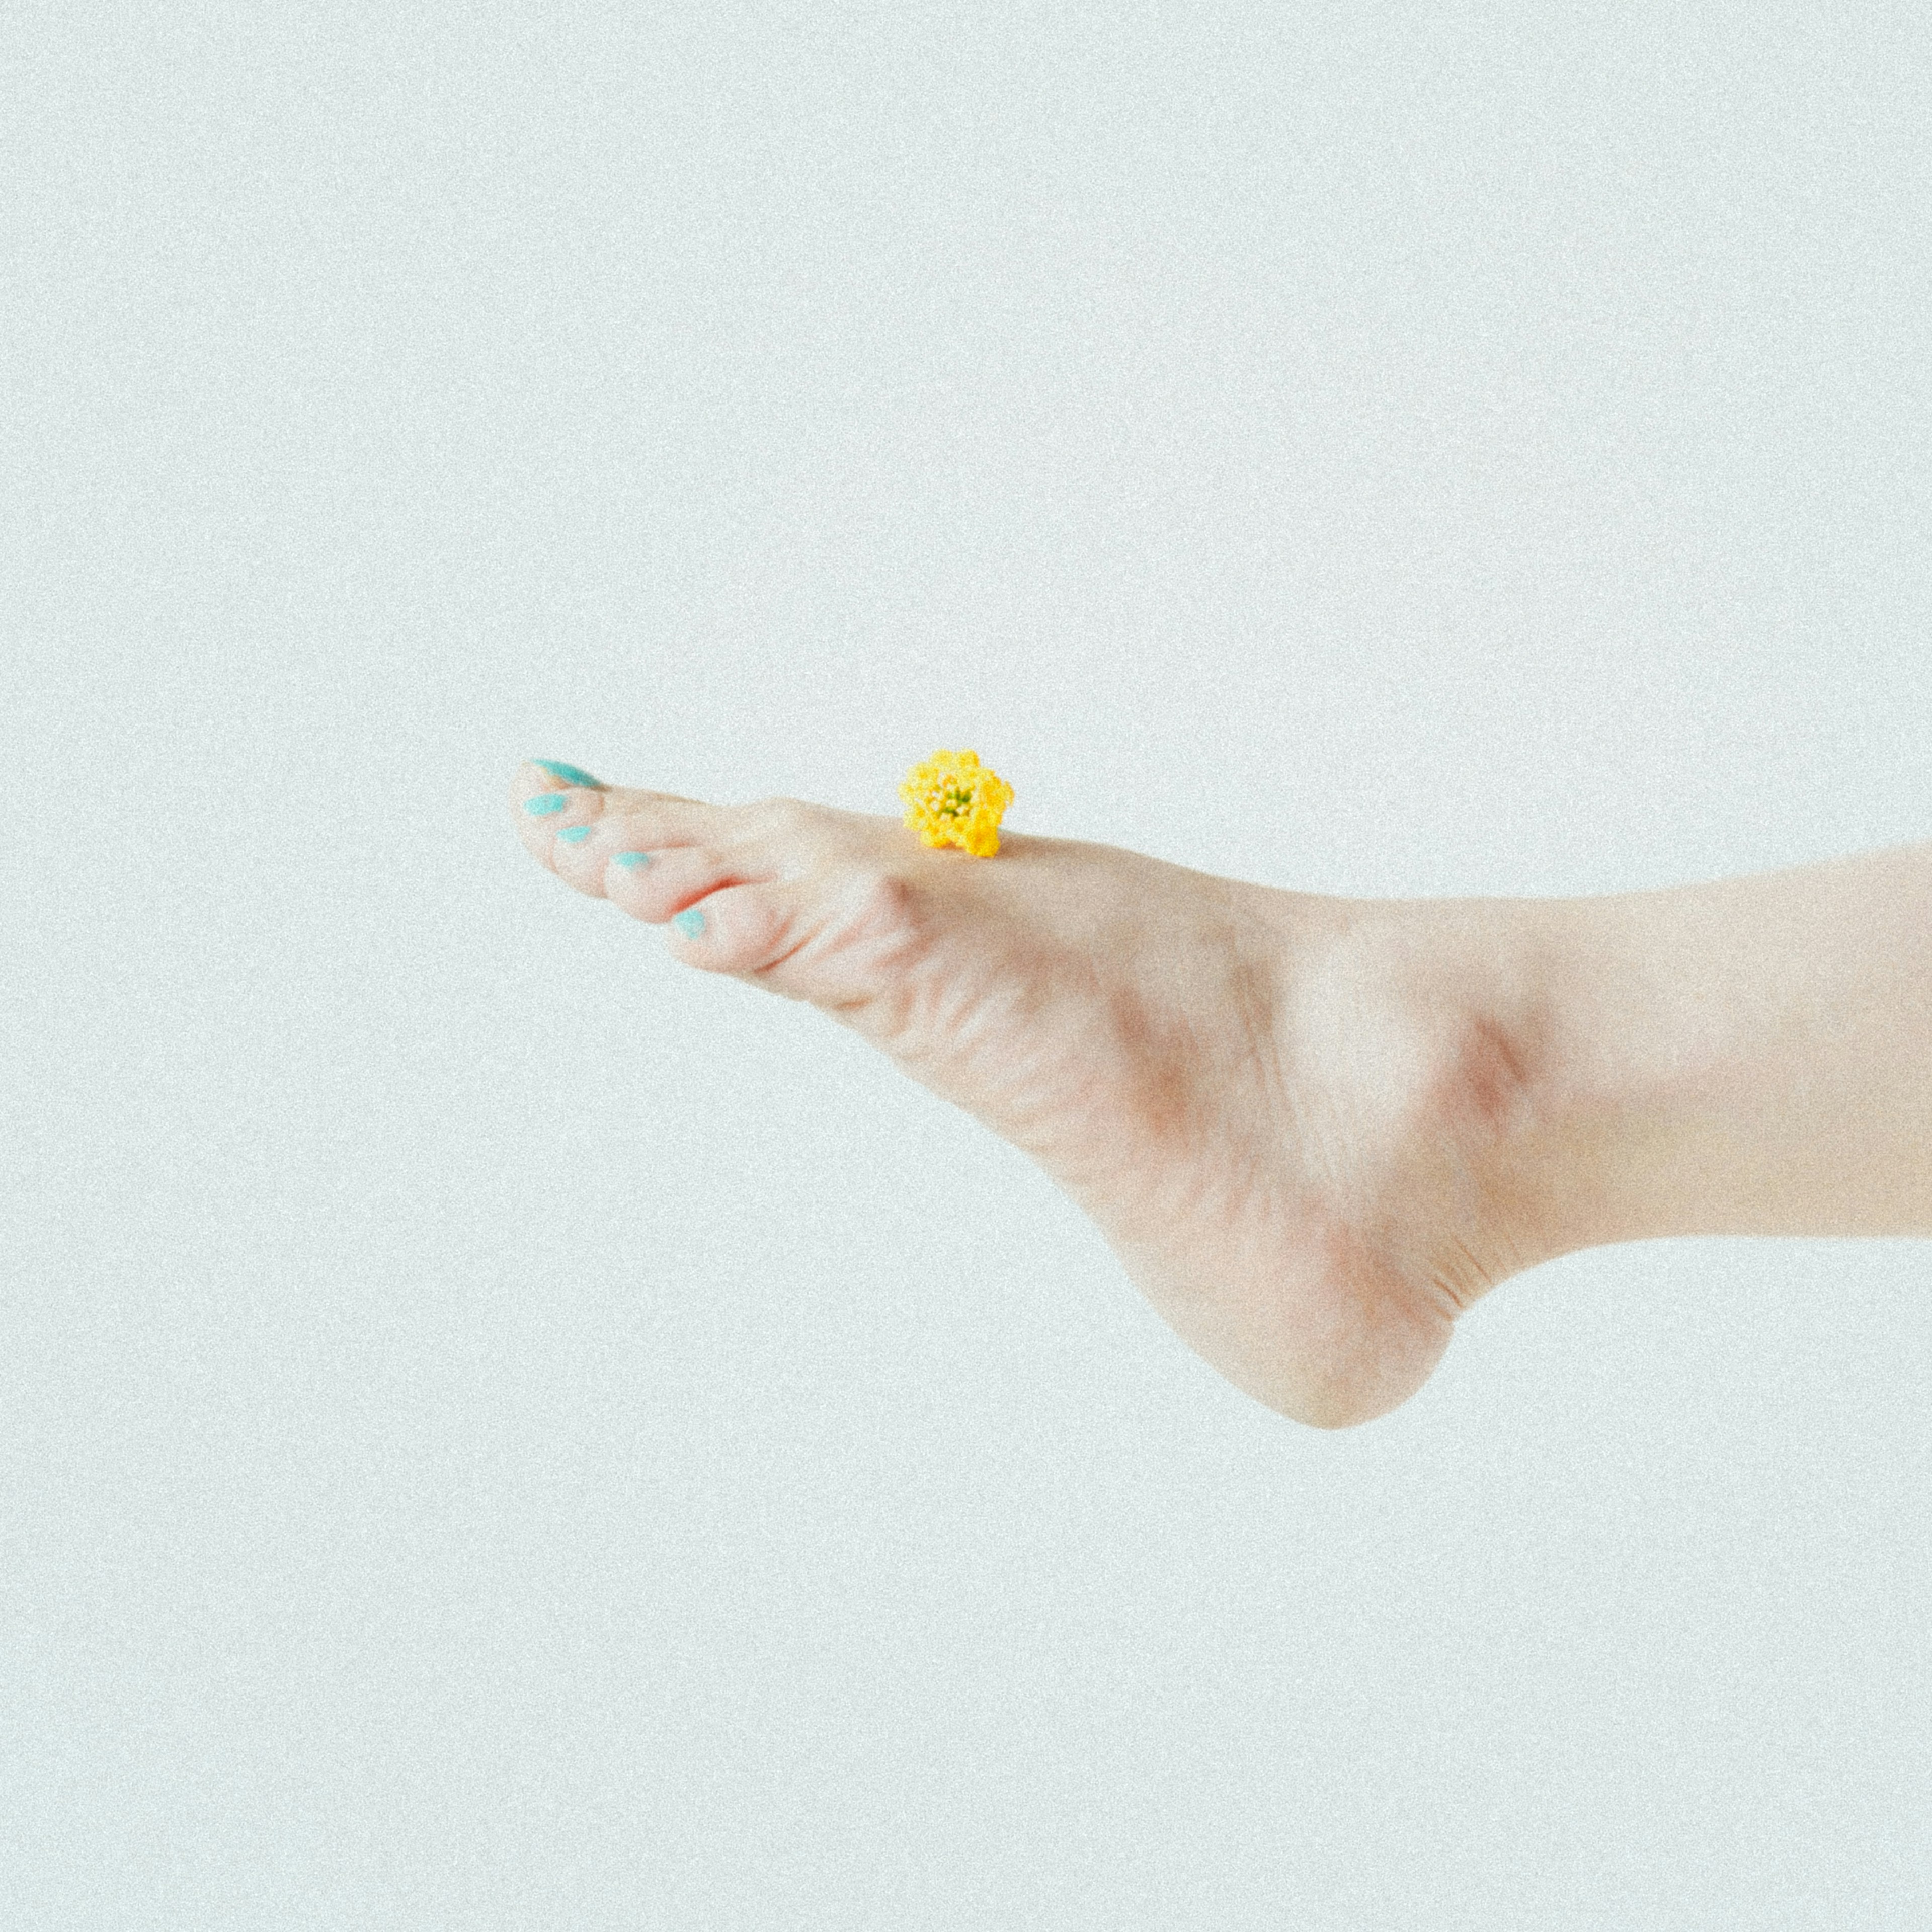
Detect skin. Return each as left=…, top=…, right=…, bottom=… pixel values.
left=514, top=763, right=1932, bottom=1428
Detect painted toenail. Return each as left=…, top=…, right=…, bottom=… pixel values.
left=612, top=851, right=654, bottom=870
left=673, top=908, right=706, bottom=938
left=525, top=794, right=569, bottom=816
left=531, top=760, right=606, bottom=788
left=556, top=825, right=592, bottom=845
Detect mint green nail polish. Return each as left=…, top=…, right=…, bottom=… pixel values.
left=673, top=908, right=706, bottom=938
left=532, top=760, right=605, bottom=788
left=525, top=794, right=568, bottom=817
left=557, top=825, right=592, bottom=845
left=612, top=851, right=653, bottom=870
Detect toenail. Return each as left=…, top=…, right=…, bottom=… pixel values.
left=525, top=794, right=569, bottom=817
left=556, top=826, right=592, bottom=845
left=673, top=908, right=706, bottom=938
left=530, top=760, right=605, bottom=788
left=612, top=851, right=654, bottom=870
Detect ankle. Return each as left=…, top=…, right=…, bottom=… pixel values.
left=1262, top=891, right=1583, bottom=1309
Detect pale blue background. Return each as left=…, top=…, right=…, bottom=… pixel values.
left=6, top=3, right=1930, bottom=1925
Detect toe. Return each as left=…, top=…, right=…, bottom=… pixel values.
left=603, top=842, right=776, bottom=925
left=512, top=762, right=738, bottom=897
left=659, top=881, right=809, bottom=978
left=661, top=864, right=936, bottom=1016
left=513, top=767, right=614, bottom=886
left=518, top=773, right=926, bottom=1010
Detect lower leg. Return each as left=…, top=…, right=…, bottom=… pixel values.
left=1520, top=839, right=1932, bottom=1248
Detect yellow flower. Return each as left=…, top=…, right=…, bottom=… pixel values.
left=899, top=749, right=1015, bottom=857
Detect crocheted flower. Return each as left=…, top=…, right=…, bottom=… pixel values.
left=899, top=749, right=1014, bottom=857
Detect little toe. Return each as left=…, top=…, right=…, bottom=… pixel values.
left=525, top=759, right=610, bottom=790
left=511, top=760, right=601, bottom=813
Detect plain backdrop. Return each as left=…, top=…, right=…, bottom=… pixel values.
left=5, top=3, right=1930, bottom=1926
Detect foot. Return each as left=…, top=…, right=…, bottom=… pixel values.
left=512, top=762, right=1571, bottom=1427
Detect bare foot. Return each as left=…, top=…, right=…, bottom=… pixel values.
left=513, top=762, right=1570, bottom=1427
